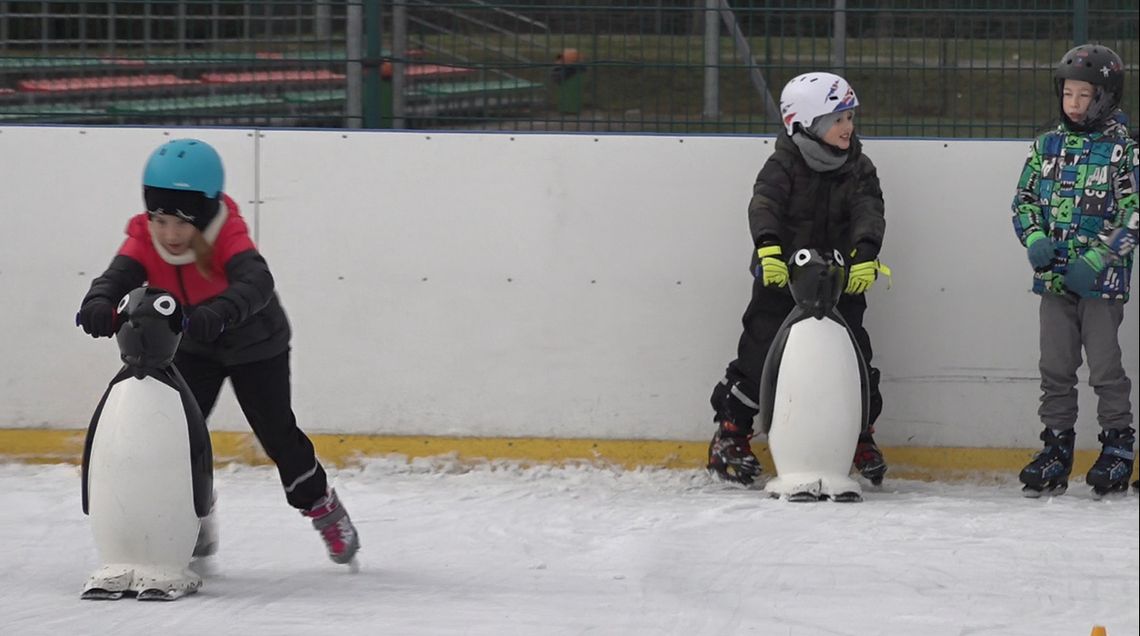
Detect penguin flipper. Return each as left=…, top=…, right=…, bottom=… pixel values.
left=757, top=308, right=804, bottom=435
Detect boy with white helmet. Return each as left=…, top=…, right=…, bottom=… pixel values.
left=708, top=72, right=888, bottom=487
left=1011, top=43, right=1138, bottom=498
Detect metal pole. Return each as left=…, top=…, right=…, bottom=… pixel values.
left=393, top=0, right=407, bottom=129
left=316, top=0, right=332, bottom=40
left=363, top=0, right=383, bottom=129
left=108, top=2, right=116, bottom=56
left=1072, top=0, right=1088, bottom=46
left=717, top=0, right=780, bottom=127
left=703, top=0, right=719, bottom=119
left=346, top=2, right=364, bottom=128
left=1, top=2, right=8, bottom=53
left=144, top=2, right=153, bottom=56
left=177, top=1, right=186, bottom=56
left=832, top=0, right=846, bottom=72
left=78, top=1, right=87, bottom=56
left=40, top=0, right=47, bottom=55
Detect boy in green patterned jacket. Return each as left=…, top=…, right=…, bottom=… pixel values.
left=1011, top=43, right=1138, bottom=498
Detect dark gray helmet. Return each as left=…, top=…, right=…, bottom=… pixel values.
left=1054, top=44, right=1125, bottom=130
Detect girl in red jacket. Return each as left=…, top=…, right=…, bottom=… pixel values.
left=78, top=138, right=360, bottom=566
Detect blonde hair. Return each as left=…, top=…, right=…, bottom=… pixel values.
left=190, top=230, right=215, bottom=279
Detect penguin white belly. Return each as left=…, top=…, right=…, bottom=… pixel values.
left=86, top=376, right=201, bottom=599
left=764, top=317, right=863, bottom=500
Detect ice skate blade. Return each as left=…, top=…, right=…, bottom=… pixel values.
left=1091, top=484, right=1129, bottom=500
left=859, top=470, right=885, bottom=487
left=347, top=557, right=360, bottom=574
left=706, top=467, right=761, bottom=488
left=832, top=491, right=863, bottom=503
left=786, top=492, right=823, bottom=503
left=1021, top=483, right=1068, bottom=498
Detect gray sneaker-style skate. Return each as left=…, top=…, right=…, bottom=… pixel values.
left=303, top=488, right=361, bottom=567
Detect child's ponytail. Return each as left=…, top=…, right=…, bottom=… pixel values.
left=191, top=231, right=215, bottom=280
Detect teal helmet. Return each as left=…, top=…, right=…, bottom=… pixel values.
left=142, top=138, right=224, bottom=199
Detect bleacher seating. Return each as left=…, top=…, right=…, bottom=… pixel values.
left=1, top=49, right=545, bottom=126
left=17, top=74, right=198, bottom=93
left=201, top=69, right=345, bottom=85
left=105, top=94, right=288, bottom=116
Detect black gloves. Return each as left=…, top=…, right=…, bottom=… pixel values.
left=79, top=296, right=230, bottom=343
left=76, top=299, right=117, bottom=338
left=185, top=303, right=227, bottom=343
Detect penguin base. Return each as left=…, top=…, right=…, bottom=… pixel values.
left=764, top=473, right=863, bottom=503
left=81, top=563, right=202, bottom=601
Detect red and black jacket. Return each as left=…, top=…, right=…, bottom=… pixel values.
left=82, top=195, right=290, bottom=366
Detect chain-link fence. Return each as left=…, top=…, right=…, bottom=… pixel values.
left=1, top=1, right=1137, bottom=137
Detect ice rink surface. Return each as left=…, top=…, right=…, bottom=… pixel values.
left=0, top=460, right=1136, bottom=636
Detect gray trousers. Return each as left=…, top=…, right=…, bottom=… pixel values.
left=1038, top=293, right=1133, bottom=431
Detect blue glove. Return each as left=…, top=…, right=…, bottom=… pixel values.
left=1025, top=231, right=1055, bottom=271
left=1063, top=251, right=1104, bottom=297
left=185, top=304, right=227, bottom=343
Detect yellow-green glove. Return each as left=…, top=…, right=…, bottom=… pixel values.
left=846, top=261, right=877, bottom=294
left=756, top=245, right=788, bottom=287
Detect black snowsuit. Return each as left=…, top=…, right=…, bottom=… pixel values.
left=712, top=132, right=886, bottom=430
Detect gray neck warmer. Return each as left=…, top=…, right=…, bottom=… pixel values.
left=791, top=132, right=848, bottom=172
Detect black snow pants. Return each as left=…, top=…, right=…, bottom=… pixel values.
left=174, top=348, right=328, bottom=510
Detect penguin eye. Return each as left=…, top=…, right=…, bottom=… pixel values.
left=794, top=249, right=811, bottom=266
left=117, top=294, right=130, bottom=313
left=833, top=250, right=846, bottom=266
left=153, top=295, right=176, bottom=316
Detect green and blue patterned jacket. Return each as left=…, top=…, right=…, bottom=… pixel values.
left=1011, top=110, right=1139, bottom=301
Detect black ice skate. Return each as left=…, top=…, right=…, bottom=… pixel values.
left=1019, top=428, right=1075, bottom=498
left=853, top=432, right=887, bottom=486
left=1086, top=427, right=1136, bottom=498
left=707, top=420, right=762, bottom=485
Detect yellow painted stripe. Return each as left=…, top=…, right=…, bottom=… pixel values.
left=0, top=428, right=1113, bottom=481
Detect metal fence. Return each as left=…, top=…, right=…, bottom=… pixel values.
left=1, top=1, right=1137, bottom=137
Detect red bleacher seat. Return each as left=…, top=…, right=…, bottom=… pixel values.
left=380, top=63, right=476, bottom=80
left=17, top=74, right=197, bottom=92
left=201, top=70, right=346, bottom=84
left=103, top=58, right=147, bottom=67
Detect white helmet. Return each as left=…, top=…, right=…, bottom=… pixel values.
left=779, top=72, right=859, bottom=136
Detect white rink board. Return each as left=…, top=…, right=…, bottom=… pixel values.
left=0, top=126, right=1136, bottom=449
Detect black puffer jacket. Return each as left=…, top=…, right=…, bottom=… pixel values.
left=747, top=132, right=886, bottom=272
left=83, top=250, right=291, bottom=367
